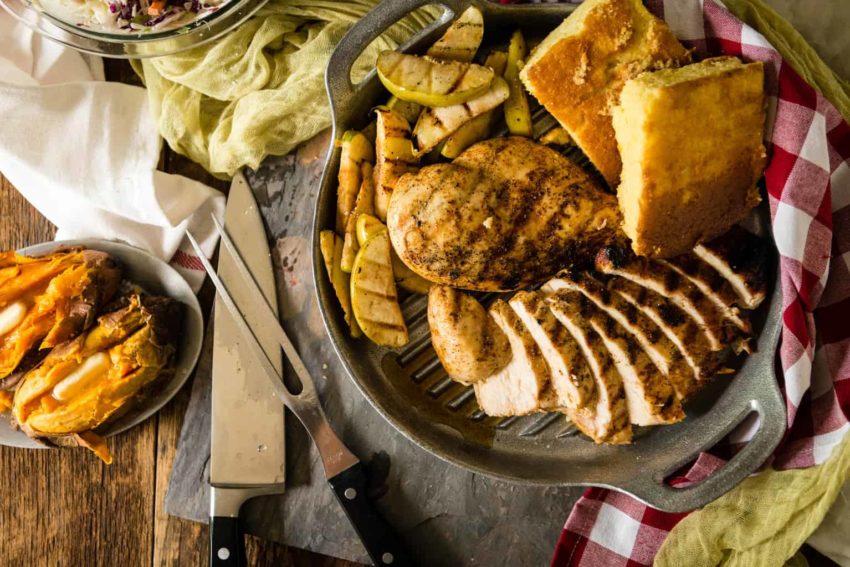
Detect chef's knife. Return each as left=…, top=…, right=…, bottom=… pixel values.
left=187, top=223, right=414, bottom=567
left=209, top=172, right=285, bottom=567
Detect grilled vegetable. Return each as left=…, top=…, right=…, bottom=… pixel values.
left=425, top=6, right=484, bottom=62
left=356, top=214, right=432, bottom=295
left=320, top=231, right=361, bottom=338
left=341, top=162, right=376, bottom=273
left=12, top=293, right=182, bottom=463
left=0, top=249, right=122, bottom=385
left=374, top=109, right=419, bottom=221
left=336, top=131, right=374, bottom=234
left=350, top=231, right=408, bottom=347
left=414, top=77, right=509, bottom=153
left=504, top=30, right=533, bottom=137
left=376, top=51, right=494, bottom=107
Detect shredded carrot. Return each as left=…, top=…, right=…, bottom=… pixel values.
left=147, top=0, right=166, bottom=16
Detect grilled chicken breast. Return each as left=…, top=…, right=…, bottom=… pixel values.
left=509, top=291, right=596, bottom=411
left=387, top=137, right=621, bottom=291
left=473, top=300, right=553, bottom=416
left=693, top=226, right=768, bottom=309
left=548, top=292, right=631, bottom=443
left=427, top=286, right=510, bottom=384
left=544, top=273, right=699, bottom=399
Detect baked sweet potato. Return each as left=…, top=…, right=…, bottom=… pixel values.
left=0, top=249, right=122, bottom=385
left=12, top=293, right=182, bottom=463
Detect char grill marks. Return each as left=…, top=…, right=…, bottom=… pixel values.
left=439, top=229, right=767, bottom=444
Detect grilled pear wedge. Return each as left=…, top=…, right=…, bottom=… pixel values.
left=320, top=231, right=361, bottom=338
left=373, top=109, right=419, bottom=221
left=336, top=130, right=374, bottom=233
left=356, top=214, right=432, bottom=295
left=504, top=30, right=533, bottom=137
left=376, top=51, right=494, bottom=108
left=350, top=231, right=408, bottom=347
left=425, top=6, right=484, bottom=63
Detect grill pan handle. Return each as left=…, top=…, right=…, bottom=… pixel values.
left=618, top=280, right=787, bottom=514
left=325, top=0, right=471, bottom=118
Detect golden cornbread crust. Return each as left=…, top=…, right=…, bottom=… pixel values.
left=613, top=57, right=767, bottom=258
left=519, top=0, right=690, bottom=186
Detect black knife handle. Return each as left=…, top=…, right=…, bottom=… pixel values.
left=210, top=516, right=245, bottom=567
left=328, top=463, right=415, bottom=566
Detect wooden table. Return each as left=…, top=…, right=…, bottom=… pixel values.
left=0, top=62, right=355, bottom=567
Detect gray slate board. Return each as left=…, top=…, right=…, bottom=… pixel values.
left=165, top=131, right=582, bottom=565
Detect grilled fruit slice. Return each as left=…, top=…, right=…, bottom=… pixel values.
left=356, top=214, right=432, bottom=295
left=548, top=292, right=631, bottom=444
left=12, top=293, right=182, bottom=463
left=503, top=30, right=532, bottom=137
left=320, top=231, right=361, bottom=338
left=425, top=6, right=484, bottom=62
left=388, top=137, right=621, bottom=291
left=341, top=162, right=376, bottom=273
left=336, top=131, right=374, bottom=234
left=376, top=51, right=494, bottom=107
left=509, top=291, right=596, bottom=411
left=0, top=249, right=121, bottom=384
left=350, top=231, right=408, bottom=347
left=414, top=77, right=509, bottom=152
left=428, top=286, right=510, bottom=384
left=374, top=109, right=419, bottom=221
left=473, top=300, right=555, bottom=416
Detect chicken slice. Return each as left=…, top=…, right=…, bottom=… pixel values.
left=693, top=226, right=768, bottom=309
left=509, top=290, right=597, bottom=411
left=609, top=277, right=721, bottom=381
left=543, top=273, right=699, bottom=399
left=547, top=292, right=631, bottom=444
left=595, top=246, right=732, bottom=350
left=473, top=300, right=553, bottom=416
left=427, top=286, right=510, bottom=384
left=659, top=255, right=750, bottom=333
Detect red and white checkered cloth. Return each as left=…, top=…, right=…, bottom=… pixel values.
left=550, top=1, right=850, bottom=565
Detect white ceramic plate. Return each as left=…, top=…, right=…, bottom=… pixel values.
left=0, top=239, right=203, bottom=449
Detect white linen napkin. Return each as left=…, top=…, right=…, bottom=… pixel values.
left=0, top=11, right=223, bottom=292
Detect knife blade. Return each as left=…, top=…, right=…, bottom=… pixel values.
left=187, top=224, right=415, bottom=567
left=209, top=171, right=285, bottom=567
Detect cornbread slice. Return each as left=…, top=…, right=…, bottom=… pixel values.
left=519, top=0, right=690, bottom=186
left=613, top=57, right=766, bottom=258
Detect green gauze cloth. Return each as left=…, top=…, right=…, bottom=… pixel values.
left=655, top=430, right=850, bottom=567
left=131, top=0, right=437, bottom=178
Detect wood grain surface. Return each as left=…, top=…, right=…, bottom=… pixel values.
left=0, top=62, right=356, bottom=567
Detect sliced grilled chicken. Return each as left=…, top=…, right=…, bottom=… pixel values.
left=660, top=255, right=750, bottom=333
left=693, top=226, right=768, bottom=309
left=556, top=291, right=683, bottom=426
left=427, top=286, right=510, bottom=384
left=547, top=292, right=631, bottom=444
left=473, top=300, right=552, bottom=416
left=608, top=277, right=720, bottom=381
left=543, top=273, right=699, bottom=399
left=595, top=246, right=732, bottom=350
left=509, top=290, right=596, bottom=411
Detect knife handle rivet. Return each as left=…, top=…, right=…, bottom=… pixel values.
left=381, top=552, right=394, bottom=564
left=217, top=548, right=231, bottom=561
left=344, top=487, right=357, bottom=500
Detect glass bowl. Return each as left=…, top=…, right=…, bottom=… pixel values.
left=0, top=0, right=268, bottom=58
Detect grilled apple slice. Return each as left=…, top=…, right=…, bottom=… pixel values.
left=386, top=96, right=422, bottom=125
left=355, top=215, right=432, bottom=295
left=504, top=30, right=532, bottom=137
left=414, top=77, right=509, bottom=152
left=425, top=6, right=484, bottom=63
left=320, top=231, right=361, bottom=338
left=350, top=231, right=408, bottom=347
left=341, top=162, right=375, bottom=273
left=373, top=109, right=419, bottom=221
left=336, top=131, right=374, bottom=234
left=376, top=51, right=494, bottom=107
